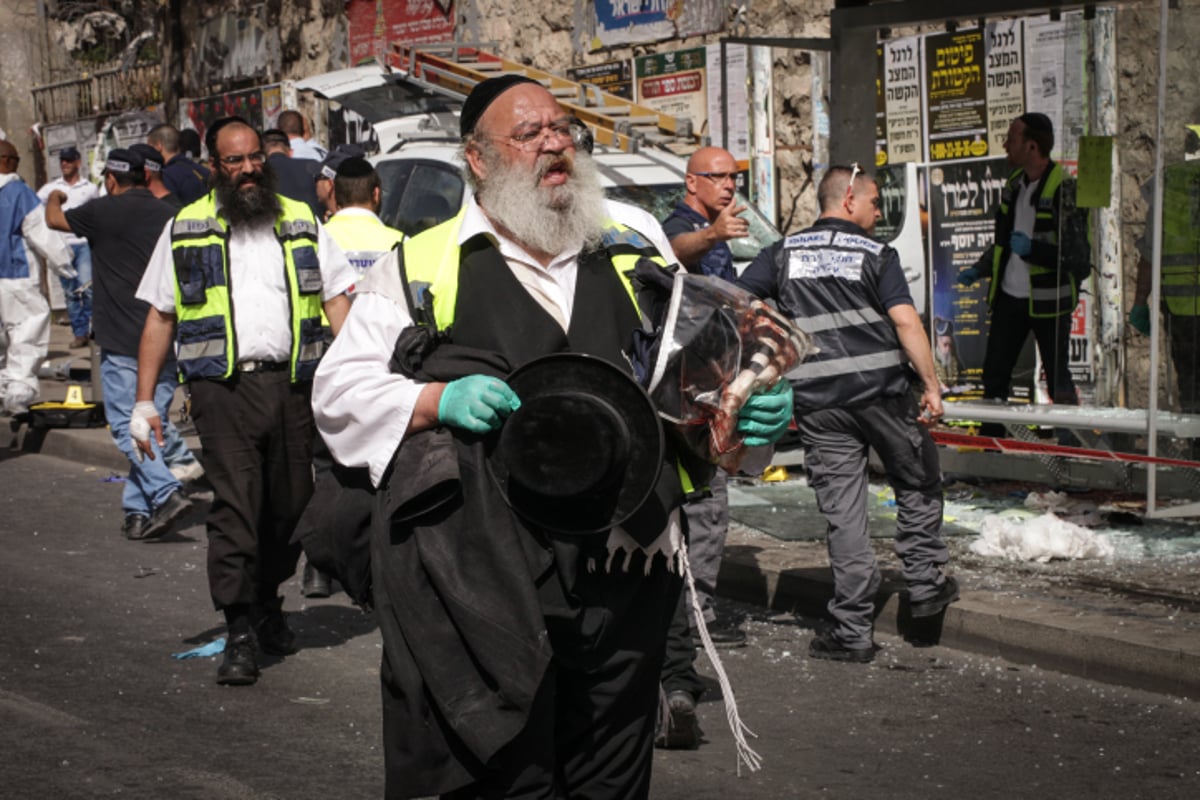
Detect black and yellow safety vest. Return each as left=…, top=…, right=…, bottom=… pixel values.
left=170, top=192, right=326, bottom=382
left=1160, top=161, right=1200, bottom=317
left=989, top=163, right=1079, bottom=319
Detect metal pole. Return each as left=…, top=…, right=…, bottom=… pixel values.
left=1145, top=0, right=1169, bottom=516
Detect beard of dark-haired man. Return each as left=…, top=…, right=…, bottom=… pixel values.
left=214, top=159, right=282, bottom=228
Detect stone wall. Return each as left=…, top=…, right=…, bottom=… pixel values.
left=1, top=0, right=52, bottom=183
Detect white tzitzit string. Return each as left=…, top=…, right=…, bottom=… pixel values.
left=679, top=537, right=763, bottom=774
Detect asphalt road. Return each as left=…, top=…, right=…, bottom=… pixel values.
left=3, top=452, right=1199, bottom=799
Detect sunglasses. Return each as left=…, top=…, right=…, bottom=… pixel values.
left=845, top=162, right=862, bottom=201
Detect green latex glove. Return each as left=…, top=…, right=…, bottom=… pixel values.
left=437, top=375, right=521, bottom=433
left=1128, top=304, right=1151, bottom=335
left=737, top=380, right=795, bottom=447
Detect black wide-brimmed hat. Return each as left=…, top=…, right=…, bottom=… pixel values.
left=487, top=353, right=664, bottom=535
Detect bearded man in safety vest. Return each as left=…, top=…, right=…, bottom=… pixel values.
left=311, top=76, right=792, bottom=799
left=131, top=116, right=355, bottom=687
left=957, top=112, right=1090, bottom=432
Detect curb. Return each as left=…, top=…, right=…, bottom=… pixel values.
left=716, top=548, right=1200, bottom=700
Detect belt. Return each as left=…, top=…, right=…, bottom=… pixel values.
left=235, top=360, right=288, bottom=373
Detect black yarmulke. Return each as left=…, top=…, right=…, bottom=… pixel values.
left=336, top=156, right=374, bottom=179
left=460, top=75, right=542, bottom=137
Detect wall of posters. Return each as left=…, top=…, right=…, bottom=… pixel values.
left=567, top=60, right=632, bottom=100
left=925, top=29, right=989, bottom=162
left=185, top=88, right=273, bottom=149
left=346, top=0, right=455, bottom=66
left=984, top=19, right=1024, bottom=155
left=883, top=36, right=923, bottom=164
left=634, top=47, right=708, bottom=135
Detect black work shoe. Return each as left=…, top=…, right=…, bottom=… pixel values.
left=808, top=631, right=877, bottom=663
left=142, top=490, right=193, bottom=540
left=301, top=562, right=332, bottom=598
left=909, top=576, right=961, bottom=619
left=216, top=633, right=259, bottom=686
left=655, top=690, right=702, bottom=750
left=121, top=513, right=150, bottom=540
left=254, top=609, right=298, bottom=656
left=707, top=624, right=748, bottom=649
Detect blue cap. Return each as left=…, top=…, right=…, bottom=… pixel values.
left=59, top=146, right=81, bottom=161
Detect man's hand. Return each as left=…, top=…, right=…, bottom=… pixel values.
left=437, top=375, right=521, bottom=433
left=1009, top=231, right=1032, bottom=257
left=1129, top=303, right=1151, bottom=335
left=130, top=400, right=164, bottom=462
left=957, top=266, right=981, bottom=287
left=48, top=190, right=68, bottom=206
left=737, top=380, right=794, bottom=447
left=711, top=200, right=749, bottom=241
left=917, top=386, right=944, bottom=428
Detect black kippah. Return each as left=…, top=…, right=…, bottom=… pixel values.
left=336, top=156, right=374, bottom=179
left=460, top=75, right=542, bottom=138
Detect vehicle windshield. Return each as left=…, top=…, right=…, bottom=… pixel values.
left=333, top=81, right=458, bottom=123
left=603, top=184, right=783, bottom=261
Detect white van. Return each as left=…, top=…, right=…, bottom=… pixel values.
left=295, top=66, right=783, bottom=266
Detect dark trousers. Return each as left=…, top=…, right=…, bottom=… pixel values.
left=441, top=563, right=682, bottom=800
left=1167, top=312, right=1200, bottom=414
left=983, top=289, right=1079, bottom=406
left=796, top=394, right=948, bottom=648
left=189, top=372, right=315, bottom=610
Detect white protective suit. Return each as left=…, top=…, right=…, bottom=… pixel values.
left=0, top=172, right=74, bottom=414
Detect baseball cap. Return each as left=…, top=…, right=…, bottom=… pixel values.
left=59, top=146, right=82, bottom=161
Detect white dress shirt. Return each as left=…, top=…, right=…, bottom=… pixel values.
left=137, top=206, right=355, bottom=362
left=1000, top=177, right=1039, bottom=299
left=312, top=195, right=677, bottom=488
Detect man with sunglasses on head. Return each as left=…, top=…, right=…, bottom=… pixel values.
left=738, top=164, right=958, bottom=664
left=957, top=113, right=1089, bottom=434
left=130, top=117, right=355, bottom=687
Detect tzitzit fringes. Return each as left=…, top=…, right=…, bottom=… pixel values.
left=679, top=539, right=763, bottom=774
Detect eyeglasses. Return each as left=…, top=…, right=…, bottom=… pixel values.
left=490, top=120, right=578, bottom=152
left=691, top=171, right=736, bottom=185
left=217, top=152, right=267, bottom=168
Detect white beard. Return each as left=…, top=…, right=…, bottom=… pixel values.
left=476, top=148, right=607, bottom=256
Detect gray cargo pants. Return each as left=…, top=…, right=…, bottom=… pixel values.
left=796, top=393, right=948, bottom=648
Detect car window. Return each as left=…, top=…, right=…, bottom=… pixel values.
left=605, top=183, right=782, bottom=260
left=377, top=159, right=464, bottom=236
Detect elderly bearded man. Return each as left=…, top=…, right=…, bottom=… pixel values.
left=312, top=76, right=792, bottom=799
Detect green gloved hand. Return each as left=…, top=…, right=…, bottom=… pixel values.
left=1128, top=304, right=1151, bottom=335
left=437, top=375, right=521, bottom=433
left=737, top=380, right=795, bottom=447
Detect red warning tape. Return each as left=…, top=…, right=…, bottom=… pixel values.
left=931, top=430, right=1200, bottom=469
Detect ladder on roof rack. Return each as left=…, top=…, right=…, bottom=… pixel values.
left=390, top=42, right=697, bottom=154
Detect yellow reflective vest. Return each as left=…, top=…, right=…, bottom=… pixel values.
left=1160, top=161, right=1200, bottom=316
left=989, top=163, right=1080, bottom=319
left=324, top=209, right=405, bottom=281
left=170, top=192, right=326, bottom=382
